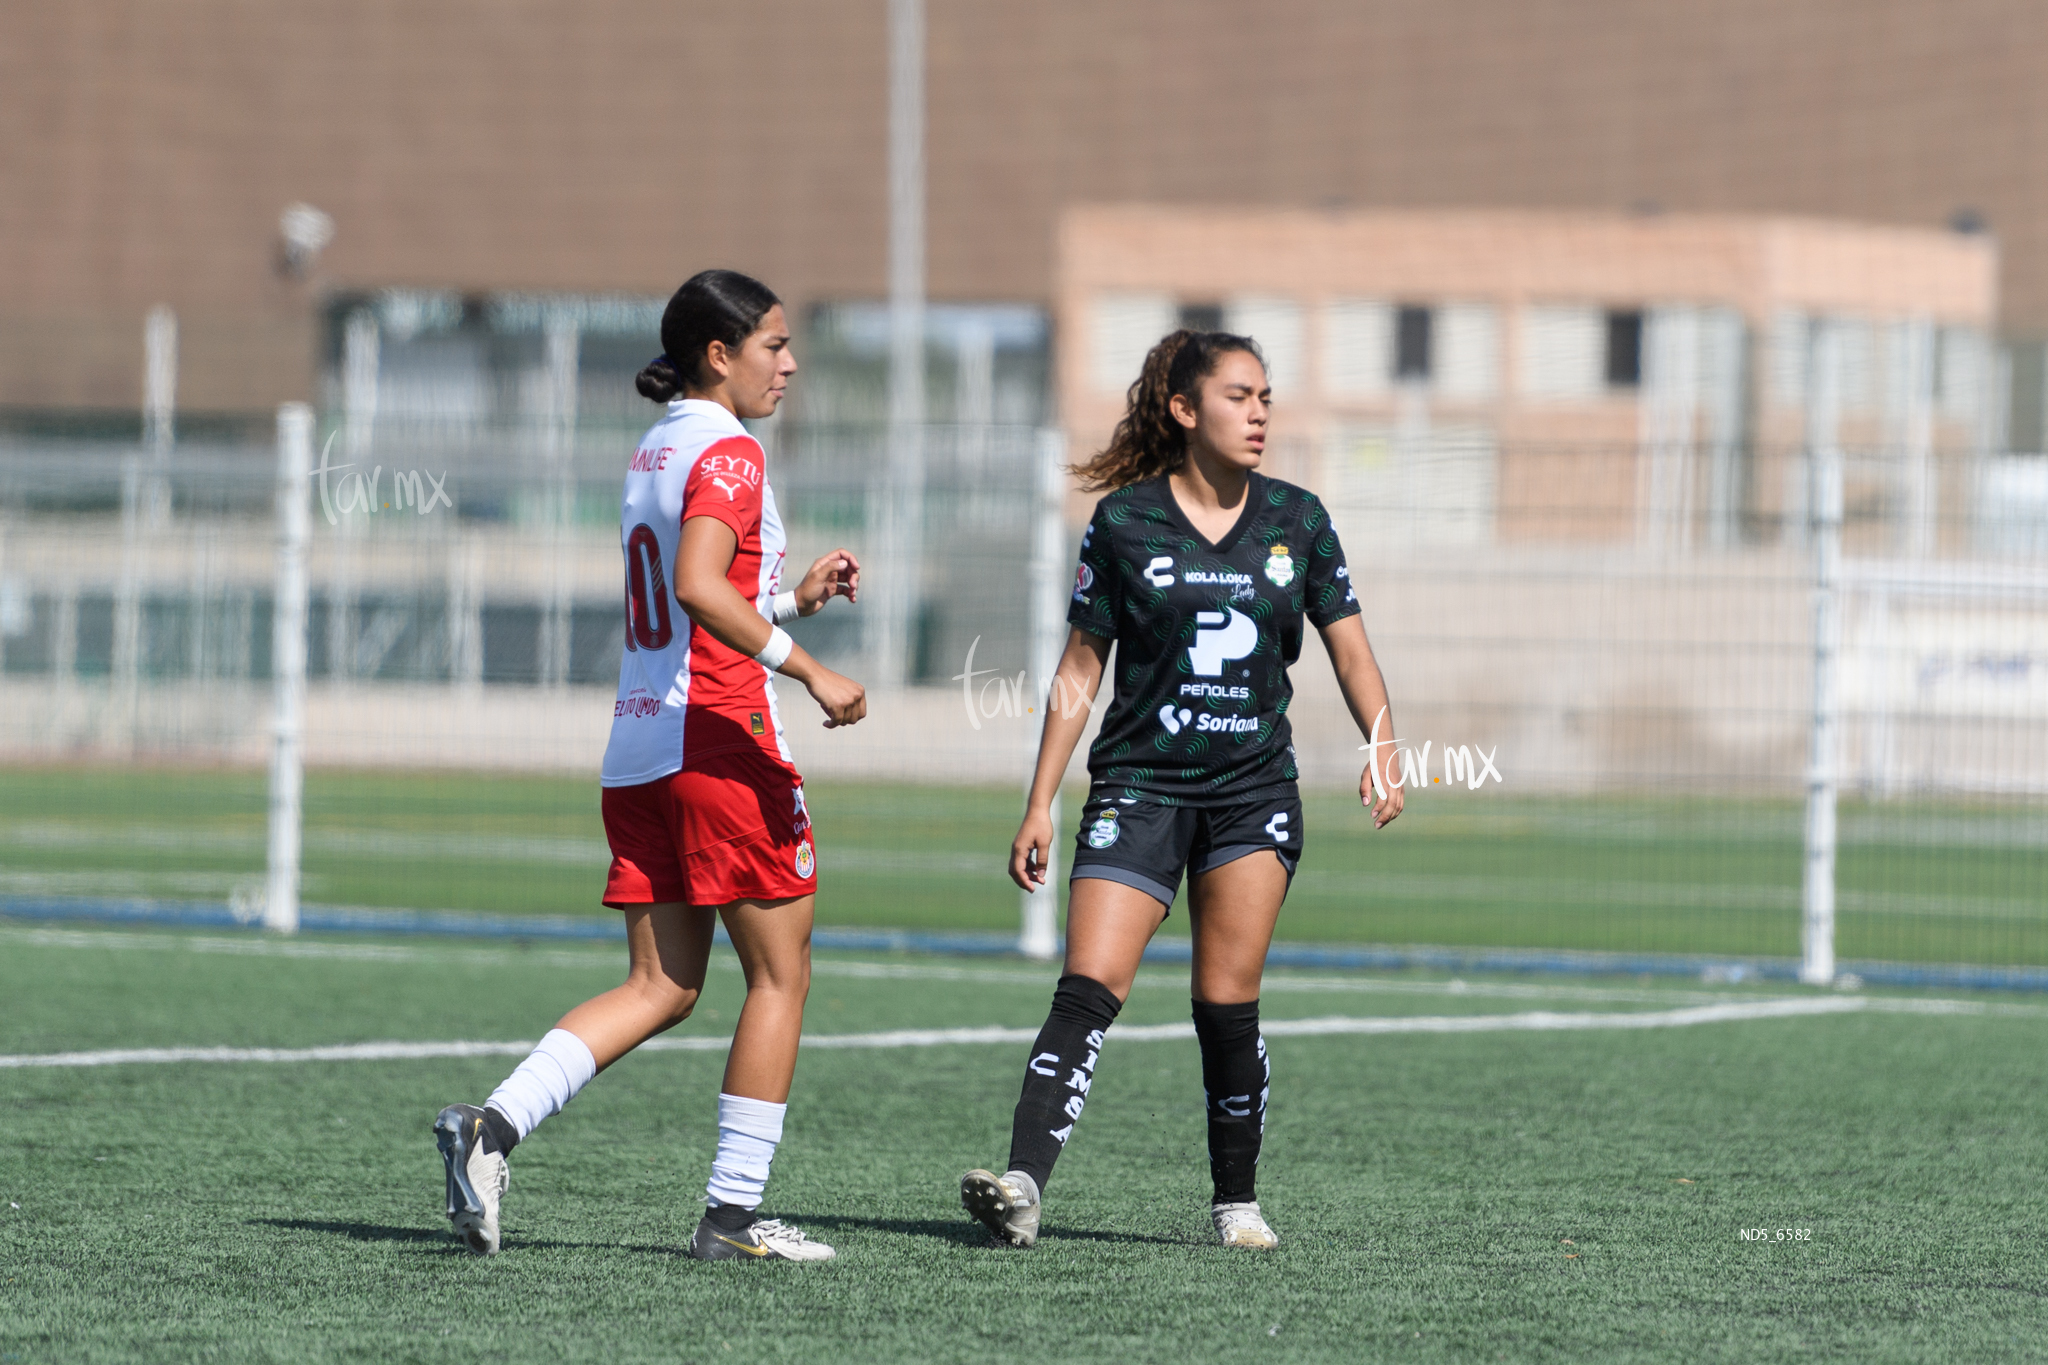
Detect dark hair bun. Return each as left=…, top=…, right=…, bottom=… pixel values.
left=635, top=354, right=684, bottom=403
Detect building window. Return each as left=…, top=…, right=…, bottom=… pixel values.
left=1223, top=297, right=1303, bottom=390
left=806, top=301, right=1050, bottom=425
left=1435, top=304, right=1500, bottom=401
left=1767, top=310, right=1807, bottom=408
left=322, top=290, right=667, bottom=431
left=1322, top=300, right=1392, bottom=400
left=1090, top=293, right=1177, bottom=394
left=1605, top=310, right=1643, bottom=388
left=1519, top=305, right=1605, bottom=401
left=1395, top=306, right=1433, bottom=381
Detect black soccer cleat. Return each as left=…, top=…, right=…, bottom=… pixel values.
left=434, top=1103, right=510, bottom=1255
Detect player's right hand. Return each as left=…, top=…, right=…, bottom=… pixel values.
left=807, top=667, right=867, bottom=728
left=795, top=548, right=860, bottom=614
left=1009, top=808, right=1056, bottom=892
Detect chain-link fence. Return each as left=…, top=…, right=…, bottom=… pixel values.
left=1, top=400, right=2045, bottom=977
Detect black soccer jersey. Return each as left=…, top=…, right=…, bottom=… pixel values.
left=1068, top=472, right=1360, bottom=806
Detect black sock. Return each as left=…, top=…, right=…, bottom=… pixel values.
left=480, top=1104, right=521, bottom=1154
left=1004, top=974, right=1122, bottom=1195
left=705, top=1201, right=755, bottom=1232
left=1191, top=999, right=1267, bottom=1204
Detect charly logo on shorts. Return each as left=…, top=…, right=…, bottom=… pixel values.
left=1264, top=544, right=1296, bottom=588
left=1085, top=808, right=1121, bottom=849
left=795, top=840, right=815, bottom=878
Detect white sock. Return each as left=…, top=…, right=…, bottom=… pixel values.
left=485, top=1028, right=597, bottom=1141
left=705, top=1092, right=787, bottom=1209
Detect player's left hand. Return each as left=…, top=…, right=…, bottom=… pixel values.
left=1363, top=763, right=1403, bottom=829
left=795, top=549, right=860, bottom=615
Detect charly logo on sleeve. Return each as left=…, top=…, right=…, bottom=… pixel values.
left=1085, top=807, right=1121, bottom=848
left=1263, top=544, right=1296, bottom=587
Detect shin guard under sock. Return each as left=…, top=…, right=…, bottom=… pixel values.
left=485, top=1028, right=598, bottom=1143
left=1005, top=974, right=1123, bottom=1195
left=1191, top=998, right=1267, bottom=1204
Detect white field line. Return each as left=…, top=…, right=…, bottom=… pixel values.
left=0, top=996, right=1949, bottom=1071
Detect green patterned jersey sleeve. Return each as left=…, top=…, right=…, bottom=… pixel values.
left=1066, top=500, right=1120, bottom=638
left=1302, top=494, right=1362, bottom=629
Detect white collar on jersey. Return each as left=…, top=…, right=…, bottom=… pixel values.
left=667, top=398, right=746, bottom=432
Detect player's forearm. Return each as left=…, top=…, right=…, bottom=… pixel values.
left=1335, top=660, right=1395, bottom=750
left=1025, top=705, right=1089, bottom=812
left=1324, top=622, right=1398, bottom=764
left=1027, top=636, right=1107, bottom=810
left=676, top=577, right=775, bottom=658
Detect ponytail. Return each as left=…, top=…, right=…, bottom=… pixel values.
left=1071, top=329, right=1265, bottom=492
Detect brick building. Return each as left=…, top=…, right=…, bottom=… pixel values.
left=1058, top=207, right=1998, bottom=547
left=5, top=0, right=2047, bottom=435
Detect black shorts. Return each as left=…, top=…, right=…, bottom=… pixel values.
left=1069, top=789, right=1303, bottom=910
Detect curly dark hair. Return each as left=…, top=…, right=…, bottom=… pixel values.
left=1070, top=329, right=1266, bottom=493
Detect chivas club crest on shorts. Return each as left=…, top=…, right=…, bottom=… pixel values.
left=795, top=839, right=815, bottom=878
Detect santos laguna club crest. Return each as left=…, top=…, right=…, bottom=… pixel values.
left=1263, top=544, right=1295, bottom=588
left=1085, top=808, right=1121, bottom=849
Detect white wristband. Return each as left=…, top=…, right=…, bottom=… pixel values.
left=771, top=591, right=800, bottom=624
left=754, top=625, right=795, bottom=672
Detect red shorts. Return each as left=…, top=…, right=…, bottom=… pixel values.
left=601, top=747, right=816, bottom=907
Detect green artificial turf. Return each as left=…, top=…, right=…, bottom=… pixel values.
left=4, top=924, right=2048, bottom=1363
left=1, top=766, right=2047, bottom=964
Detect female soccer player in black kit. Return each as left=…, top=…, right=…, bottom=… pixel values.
left=960, top=329, right=1403, bottom=1249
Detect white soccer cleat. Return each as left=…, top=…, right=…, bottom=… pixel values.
left=960, top=1168, right=1041, bottom=1248
left=688, top=1213, right=837, bottom=1262
left=750, top=1219, right=837, bottom=1261
left=434, top=1104, right=510, bottom=1256
left=1212, top=1200, right=1278, bottom=1249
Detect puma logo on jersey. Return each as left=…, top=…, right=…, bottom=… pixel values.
left=709, top=476, right=743, bottom=501
left=1188, top=607, right=1258, bottom=676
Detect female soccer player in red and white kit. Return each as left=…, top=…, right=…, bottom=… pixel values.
left=434, top=270, right=864, bottom=1262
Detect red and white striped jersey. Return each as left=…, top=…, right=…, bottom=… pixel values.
left=601, top=399, right=790, bottom=787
